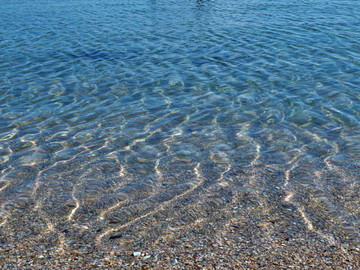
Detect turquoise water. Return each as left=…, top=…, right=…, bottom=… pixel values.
left=1, top=0, right=360, bottom=249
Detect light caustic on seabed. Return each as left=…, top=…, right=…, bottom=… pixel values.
left=96, top=162, right=204, bottom=245
left=280, top=129, right=358, bottom=248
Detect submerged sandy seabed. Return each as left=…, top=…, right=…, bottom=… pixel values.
left=1, top=165, right=360, bottom=269
left=0, top=204, right=359, bottom=269
left=1, top=125, right=360, bottom=269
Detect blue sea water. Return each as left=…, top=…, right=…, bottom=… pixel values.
left=1, top=0, right=360, bottom=249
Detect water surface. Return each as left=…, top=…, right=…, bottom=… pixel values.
left=1, top=0, right=360, bottom=255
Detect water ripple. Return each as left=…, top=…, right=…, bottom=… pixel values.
left=1, top=0, right=360, bottom=260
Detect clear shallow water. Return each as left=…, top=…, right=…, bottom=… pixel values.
left=1, top=0, right=360, bottom=250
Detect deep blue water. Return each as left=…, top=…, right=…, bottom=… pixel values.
left=1, top=0, right=360, bottom=249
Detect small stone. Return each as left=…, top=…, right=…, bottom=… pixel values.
left=144, top=255, right=151, bottom=259
left=109, top=233, right=122, bottom=240
left=133, top=251, right=141, bottom=257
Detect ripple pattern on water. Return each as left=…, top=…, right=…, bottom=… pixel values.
left=1, top=0, right=360, bottom=259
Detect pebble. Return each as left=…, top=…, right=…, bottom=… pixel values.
left=133, top=251, right=141, bottom=257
